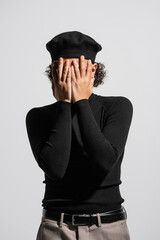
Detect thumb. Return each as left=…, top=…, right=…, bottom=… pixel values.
left=51, top=79, right=55, bottom=91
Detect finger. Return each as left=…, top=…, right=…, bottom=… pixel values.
left=62, top=60, right=69, bottom=82
left=86, top=59, right=92, bottom=81
left=80, top=55, right=86, bottom=78
left=71, top=65, right=76, bottom=82
left=51, top=78, right=55, bottom=91
left=73, top=60, right=80, bottom=80
left=58, top=57, right=63, bottom=83
left=51, top=66, right=58, bottom=83
left=66, top=66, right=71, bottom=84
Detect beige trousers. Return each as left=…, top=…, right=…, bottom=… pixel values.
left=36, top=213, right=130, bottom=240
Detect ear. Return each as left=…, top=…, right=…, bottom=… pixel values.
left=91, top=63, right=97, bottom=78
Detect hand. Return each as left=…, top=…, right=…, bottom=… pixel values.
left=71, top=55, right=95, bottom=103
left=51, top=58, right=71, bottom=102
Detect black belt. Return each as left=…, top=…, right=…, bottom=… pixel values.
left=42, top=206, right=127, bottom=226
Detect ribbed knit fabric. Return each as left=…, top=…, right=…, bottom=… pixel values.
left=25, top=93, right=133, bottom=214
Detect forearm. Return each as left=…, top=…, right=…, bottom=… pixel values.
left=38, top=101, right=72, bottom=180
left=26, top=101, right=72, bottom=181
left=74, top=99, right=117, bottom=176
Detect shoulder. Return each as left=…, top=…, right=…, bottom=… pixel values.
left=94, top=94, right=133, bottom=122
left=96, top=94, right=133, bottom=112
left=25, top=101, right=58, bottom=123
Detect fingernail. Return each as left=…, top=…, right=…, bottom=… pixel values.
left=81, top=55, right=84, bottom=59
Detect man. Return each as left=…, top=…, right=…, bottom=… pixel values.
left=26, top=31, right=133, bottom=240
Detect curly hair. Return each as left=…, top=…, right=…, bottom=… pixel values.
left=44, top=62, right=108, bottom=87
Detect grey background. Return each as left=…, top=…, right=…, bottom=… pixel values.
left=1, top=0, right=160, bottom=239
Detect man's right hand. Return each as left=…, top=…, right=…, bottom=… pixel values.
left=51, top=58, right=71, bottom=103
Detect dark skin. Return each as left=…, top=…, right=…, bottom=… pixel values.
left=51, top=55, right=97, bottom=103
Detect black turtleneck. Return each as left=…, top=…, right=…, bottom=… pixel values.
left=25, top=93, right=133, bottom=214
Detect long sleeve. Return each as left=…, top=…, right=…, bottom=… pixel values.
left=74, top=96, right=133, bottom=177
left=25, top=101, right=72, bottom=181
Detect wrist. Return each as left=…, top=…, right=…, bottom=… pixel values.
left=58, top=99, right=71, bottom=103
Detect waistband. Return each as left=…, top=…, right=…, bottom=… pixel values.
left=42, top=206, right=127, bottom=227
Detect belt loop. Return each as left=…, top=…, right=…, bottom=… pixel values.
left=96, top=213, right=102, bottom=227
left=59, top=213, right=64, bottom=228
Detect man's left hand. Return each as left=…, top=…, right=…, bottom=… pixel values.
left=71, top=55, right=94, bottom=103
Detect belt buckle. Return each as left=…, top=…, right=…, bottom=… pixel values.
left=71, top=214, right=88, bottom=226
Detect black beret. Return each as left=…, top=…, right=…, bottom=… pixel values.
left=46, top=31, right=102, bottom=64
